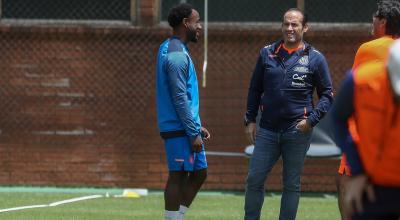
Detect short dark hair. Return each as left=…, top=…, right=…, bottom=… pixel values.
left=167, top=3, right=194, bottom=28
left=284, top=8, right=308, bottom=26
left=376, top=0, right=400, bottom=36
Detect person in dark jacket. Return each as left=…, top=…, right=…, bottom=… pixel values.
left=243, top=8, right=333, bottom=220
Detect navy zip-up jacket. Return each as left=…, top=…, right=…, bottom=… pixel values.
left=246, top=40, right=333, bottom=131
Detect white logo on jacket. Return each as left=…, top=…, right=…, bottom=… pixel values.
left=299, top=56, right=309, bottom=65
left=293, top=66, right=309, bottom=73
left=292, top=73, right=307, bottom=87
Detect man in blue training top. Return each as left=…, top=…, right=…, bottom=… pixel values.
left=156, top=3, right=210, bottom=220
left=243, top=8, right=333, bottom=220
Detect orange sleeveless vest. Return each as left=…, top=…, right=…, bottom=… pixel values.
left=340, top=36, right=396, bottom=176
left=352, top=36, right=394, bottom=69
left=353, top=61, right=400, bottom=186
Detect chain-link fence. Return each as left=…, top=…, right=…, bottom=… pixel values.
left=2, top=0, right=130, bottom=20
left=0, top=0, right=377, bottom=190
left=162, top=0, right=376, bottom=22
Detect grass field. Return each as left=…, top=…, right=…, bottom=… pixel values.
left=0, top=191, right=341, bottom=220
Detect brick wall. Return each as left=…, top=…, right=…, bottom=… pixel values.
left=0, top=23, right=371, bottom=192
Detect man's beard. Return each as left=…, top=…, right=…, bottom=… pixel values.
left=187, top=28, right=198, bottom=43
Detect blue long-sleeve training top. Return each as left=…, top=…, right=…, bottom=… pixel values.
left=246, top=40, right=333, bottom=131
left=331, top=71, right=364, bottom=175
left=156, top=36, right=201, bottom=140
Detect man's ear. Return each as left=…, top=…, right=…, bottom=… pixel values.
left=183, top=18, right=188, bottom=28
left=303, top=24, right=309, bottom=33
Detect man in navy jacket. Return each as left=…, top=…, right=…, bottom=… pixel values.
left=244, top=8, right=333, bottom=220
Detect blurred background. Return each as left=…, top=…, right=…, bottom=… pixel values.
left=0, top=0, right=375, bottom=192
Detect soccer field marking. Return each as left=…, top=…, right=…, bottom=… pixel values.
left=0, top=205, right=48, bottom=213
left=0, top=195, right=103, bottom=213
left=48, top=195, right=103, bottom=207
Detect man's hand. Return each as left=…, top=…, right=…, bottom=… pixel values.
left=344, top=174, right=375, bottom=217
left=296, top=119, right=312, bottom=133
left=201, top=127, right=211, bottom=141
left=191, top=135, right=204, bottom=153
left=245, top=122, right=257, bottom=144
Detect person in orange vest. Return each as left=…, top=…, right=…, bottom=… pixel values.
left=332, top=39, right=400, bottom=219
left=336, top=1, right=400, bottom=219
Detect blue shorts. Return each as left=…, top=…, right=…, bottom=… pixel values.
left=164, top=136, right=208, bottom=171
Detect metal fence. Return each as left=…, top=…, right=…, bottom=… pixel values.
left=162, top=0, right=376, bottom=23
left=2, top=0, right=131, bottom=20
left=2, top=0, right=377, bottom=22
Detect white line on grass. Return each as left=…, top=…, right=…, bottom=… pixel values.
left=49, top=195, right=103, bottom=206
left=0, top=205, right=48, bottom=213
left=0, top=195, right=103, bottom=213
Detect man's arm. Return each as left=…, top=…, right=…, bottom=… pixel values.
left=244, top=49, right=265, bottom=143
left=331, top=72, right=364, bottom=175
left=166, top=52, right=201, bottom=141
left=331, top=72, right=375, bottom=217
left=245, top=49, right=265, bottom=123
left=307, top=53, right=334, bottom=127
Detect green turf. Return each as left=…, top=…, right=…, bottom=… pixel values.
left=0, top=192, right=340, bottom=220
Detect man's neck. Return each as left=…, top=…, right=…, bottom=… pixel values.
left=283, top=41, right=304, bottom=50
left=282, top=42, right=304, bottom=54
left=172, top=29, right=188, bottom=44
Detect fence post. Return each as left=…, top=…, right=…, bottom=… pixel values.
left=153, top=0, right=160, bottom=25
left=131, top=0, right=138, bottom=25
left=297, top=0, right=305, bottom=11
left=137, top=0, right=160, bottom=26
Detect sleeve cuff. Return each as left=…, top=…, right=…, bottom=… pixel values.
left=189, top=132, right=201, bottom=142
left=306, top=117, right=318, bottom=127
left=245, top=115, right=256, bottom=123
